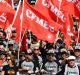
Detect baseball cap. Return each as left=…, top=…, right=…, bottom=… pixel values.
left=60, top=48, right=67, bottom=52
left=67, top=56, right=76, bottom=60
left=75, top=44, right=80, bottom=50
left=25, top=49, right=33, bottom=55
left=47, top=49, right=54, bottom=54
left=20, top=52, right=25, bottom=56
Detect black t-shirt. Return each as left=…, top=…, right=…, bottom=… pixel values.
left=3, top=65, right=18, bottom=75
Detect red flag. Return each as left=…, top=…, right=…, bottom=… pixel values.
left=47, top=0, right=66, bottom=22
left=59, top=13, right=74, bottom=46
left=0, top=12, right=10, bottom=29
left=30, top=0, right=57, bottom=21
left=0, top=0, right=15, bottom=14
left=23, top=0, right=61, bottom=43
left=12, top=1, right=28, bottom=43
left=12, top=1, right=23, bottom=43
left=63, top=13, right=74, bottom=35
left=20, top=32, right=27, bottom=51
left=61, top=0, right=80, bottom=18
left=6, top=0, right=12, bottom=5
left=0, top=0, right=15, bottom=29
left=51, top=0, right=80, bottom=18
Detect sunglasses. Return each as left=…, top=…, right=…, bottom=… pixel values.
left=27, top=53, right=33, bottom=55
left=34, top=49, right=39, bottom=50
left=7, top=59, right=11, bottom=61
left=48, top=54, right=54, bottom=56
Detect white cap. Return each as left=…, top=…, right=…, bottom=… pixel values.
left=25, top=49, right=32, bottom=54
left=67, top=56, right=76, bottom=60
left=75, top=44, right=80, bottom=50
left=8, top=40, right=14, bottom=44
left=47, top=50, right=54, bottom=54
left=60, top=48, right=67, bottom=52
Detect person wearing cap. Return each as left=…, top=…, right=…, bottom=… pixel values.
left=20, top=49, right=39, bottom=74
left=57, top=56, right=80, bottom=75
left=41, top=49, right=61, bottom=75
left=19, top=52, right=25, bottom=68
left=74, top=45, right=80, bottom=66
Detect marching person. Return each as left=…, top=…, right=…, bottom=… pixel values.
left=20, top=49, right=39, bottom=75
left=57, top=56, right=80, bottom=75
left=2, top=55, right=19, bottom=75
left=41, top=49, right=61, bottom=75
left=74, top=44, right=80, bottom=66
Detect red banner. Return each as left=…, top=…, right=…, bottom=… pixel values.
left=23, top=0, right=61, bottom=43
left=12, top=1, right=23, bottom=43
left=0, top=0, right=15, bottom=29
left=61, top=0, right=80, bottom=18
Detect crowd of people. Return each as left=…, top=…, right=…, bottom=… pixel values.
left=0, top=0, right=80, bottom=75
left=0, top=27, right=80, bottom=75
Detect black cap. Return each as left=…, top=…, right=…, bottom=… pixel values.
left=0, top=51, right=6, bottom=55
left=20, top=52, right=25, bottom=56
left=25, top=49, right=33, bottom=55
left=75, top=44, right=80, bottom=50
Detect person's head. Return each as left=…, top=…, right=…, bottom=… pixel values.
left=20, top=52, right=25, bottom=60
left=0, top=30, right=3, bottom=39
left=33, top=46, right=40, bottom=55
left=28, top=0, right=36, bottom=5
left=67, top=56, right=76, bottom=67
left=7, top=55, right=16, bottom=65
left=25, top=49, right=33, bottom=61
left=11, top=30, right=16, bottom=40
left=0, top=42, right=5, bottom=51
left=56, top=39, right=64, bottom=47
left=74, top=45, right=80, bottom=57
left=47, top=49, right=55, bottom=62
left=3, top=31, right=6, bottom=39
left=0, top=51, right=6, bottom=59
left=8, top=44, right=14, bottom=51
left=61, top=52, right=69, bottom=60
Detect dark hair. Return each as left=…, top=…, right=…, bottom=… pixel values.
left=0, top=42, right=5, bottom=47
left=9, top=55, right=16, bottom=65
left=12, top=30, right=16, bottom=33
left=28, top=0, right=36, bottom=5
left=57, top=39, right=63, bottom=44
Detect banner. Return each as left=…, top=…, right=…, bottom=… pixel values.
left=61, top=0, right=80, bottom=18
left=12, top=1, right=23, bottom=43
left=23, top=0, right=61, bottom=43
left=0, top=0, right=15, bottom=29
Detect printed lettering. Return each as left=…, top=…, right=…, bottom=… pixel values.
left=26, top=9, right=54, bottom=32
left=0, top=13, right=7, bottom=22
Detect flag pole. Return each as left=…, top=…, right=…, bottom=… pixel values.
left=12, top=0, right=14, bottom=9
left=17, top=0, right=25, bottom=65
left=5, top=0, right=21, bottom=32
left=77, top=20, right=80, bottom=45
left=77, top=29, right=79, bottom=45
left=5, top=0, right=21, bottom=48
